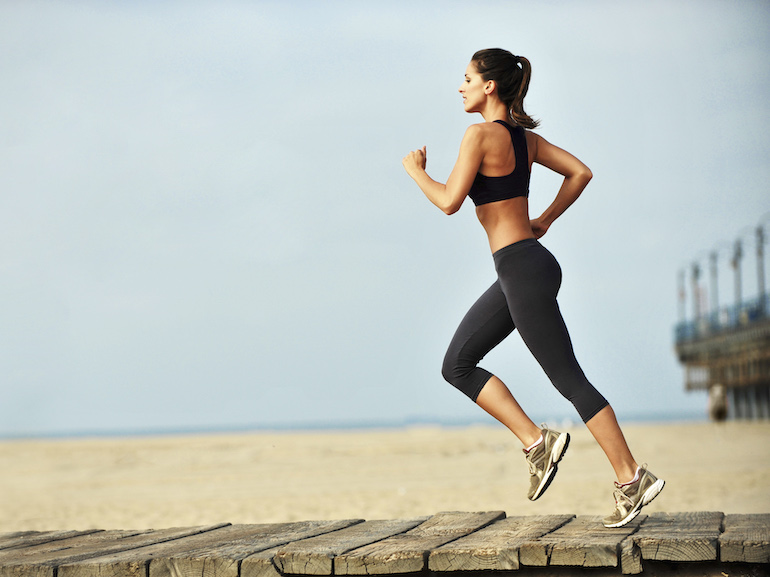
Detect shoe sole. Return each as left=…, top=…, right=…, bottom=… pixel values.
left=603, top=478, right=665, bottom=528
left=530, top=432, right=570, bottom=501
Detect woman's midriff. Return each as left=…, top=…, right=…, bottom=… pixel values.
left=476, top=197, right=535, bottom=253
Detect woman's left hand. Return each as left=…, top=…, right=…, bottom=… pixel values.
left=402, top=146, right=427, bottom=177
left=530, top=217, right=549, bottom=238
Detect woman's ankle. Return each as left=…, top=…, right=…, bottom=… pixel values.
left=617, top=464, right=640, bottom=485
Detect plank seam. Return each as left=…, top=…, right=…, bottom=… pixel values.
left=618, top=523, right=645, bottom=575
left=266, top=519, right=372, bottom=576
left=415, top=512, right=507, bottom=572
left=716, top=513, right=724, bottom=563
left=328, top=524, right=423, bottom=575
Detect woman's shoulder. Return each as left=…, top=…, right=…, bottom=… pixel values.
left=464, top=121, right=495, bottom=134
left=523, top=130, right=544, bottom=165
left=524, top=129, right=544, bottom=148
left=458, top=122, right=491, bottom=148
left=468, top=120, right=508, bottom=130
left=463, top=121, right=510, bottom=144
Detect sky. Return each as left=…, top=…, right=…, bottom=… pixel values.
left=1, top=1, right=769, bottom=437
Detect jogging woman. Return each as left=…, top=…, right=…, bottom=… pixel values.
left=402, top=48, right=664, bottom=528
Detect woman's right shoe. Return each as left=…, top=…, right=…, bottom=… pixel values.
left=524, top=426, right=570, bottom=501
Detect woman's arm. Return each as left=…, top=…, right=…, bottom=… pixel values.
left=529, top=133, right=593, bottom=238
left=403, top=125, right=484, bottom=215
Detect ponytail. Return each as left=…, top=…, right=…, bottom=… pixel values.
left=472, top=48, right=539, bottom=129
left=510, top=56, right=537, bottom=128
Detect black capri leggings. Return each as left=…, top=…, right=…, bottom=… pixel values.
left=441, top=238, right=608, bottom=423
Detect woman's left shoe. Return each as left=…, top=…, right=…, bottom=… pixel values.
left=524, top=426, right=570, bottom=501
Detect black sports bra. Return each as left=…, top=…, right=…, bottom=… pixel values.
left=467, top=120, right=530, bottom=207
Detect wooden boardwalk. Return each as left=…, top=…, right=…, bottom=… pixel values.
left=0, top=511, right=767, bottom=576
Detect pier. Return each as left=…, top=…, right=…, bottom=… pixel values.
left=675, top=217, right=770, bottom=420
left=1, top=511, right=768, bottom=576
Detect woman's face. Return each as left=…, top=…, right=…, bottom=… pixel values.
left=459, top=61, right=488, bottom=113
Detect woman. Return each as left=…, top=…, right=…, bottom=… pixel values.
left=402, top=48, right=664, bottom=528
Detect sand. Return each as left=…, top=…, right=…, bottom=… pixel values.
left=0, top=421, right=768, bottom=532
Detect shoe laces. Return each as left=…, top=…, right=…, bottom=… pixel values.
left=524, top=444, right=543, bottom=475
left=527, top=457, right=537, bottom=475
left=612, top=487, right=633, bottom=508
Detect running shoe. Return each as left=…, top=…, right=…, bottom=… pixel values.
left=602, top=464, right=665, bottom=528
left=524, top=425, right=570, bottom=501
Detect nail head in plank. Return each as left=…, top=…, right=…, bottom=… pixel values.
left=0, top=534, right=36, bottom=541
left=0, top=531, right=103, bottom=552
left=720, top=513, right=770, bottom=563
left=428, top=514, right=574, bottom=572
left=334, top=511, right=505, bottom=575
left=275, top=518, right=427, bottom=575
left=632, top=511, right=724, bottom=562
left=0, top=533, right=43, bottom=549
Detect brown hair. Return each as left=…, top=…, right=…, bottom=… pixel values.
left=472, top=48, right=539, bottom=129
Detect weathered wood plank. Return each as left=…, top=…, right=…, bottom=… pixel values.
left=0, top=533, right=45, bottom=550
left=59, top=524, right=264, bottom=577
left=0, top=530, right=152, bottom=577
left=518, top=515, right=644, bottom=568
left=428, top=514, right=574, bottom=572
left=0, top=531, right=103, bottom=552
left=333, top=511, right=505, bottom=575
left=720, top=513, right=770, bottom=563
left=0, top=530, right=150, bottom=563
left=0, top=534, right=36, bottom=541
left=632, top=511, right=724, bottom=562
left=171, top=519, right=363, bottom=577
left=5, top=511, right=770, bottom=577
left=274, top=518, right=427, bottom=575
left=619, top=534, right=643, bottom=575
left=239, top=546, right=284, bottom=577
left=0, top=525, right=227, bottom=577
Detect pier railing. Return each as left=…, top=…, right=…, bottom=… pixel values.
left=674, top=293, right=770, bottom=343
left=673, top=218, right=770, bottom=420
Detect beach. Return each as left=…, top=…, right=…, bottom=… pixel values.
left=1, top=421, right=768, bottom=532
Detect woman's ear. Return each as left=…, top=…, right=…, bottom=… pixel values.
left=484, top=80, right=496, bottom=95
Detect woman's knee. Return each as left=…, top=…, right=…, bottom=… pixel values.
left=550, top=373, right=609, bottom=423
left=442, top=349, right=491, bottom=400
left=441, top=348, right=462, bottom=385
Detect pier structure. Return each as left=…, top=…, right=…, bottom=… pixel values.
left=675, top=217, right=770, bottom=420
